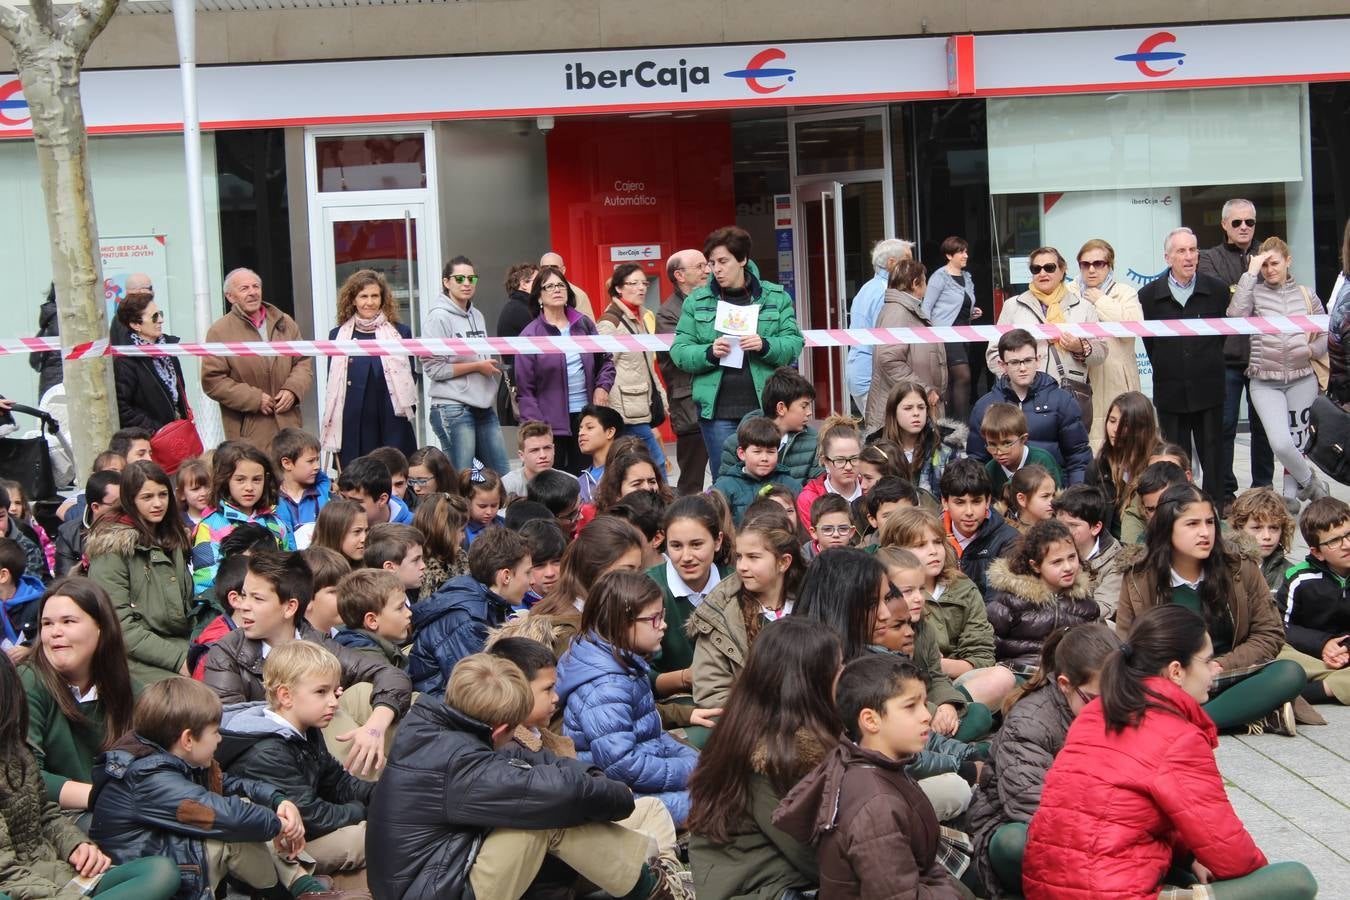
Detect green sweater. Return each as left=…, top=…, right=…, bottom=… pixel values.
left=646, top=562, right=728, bottom=685
left=985, top=445, right=1064, bottom=501
left=21, top=664, right=139, bottom=803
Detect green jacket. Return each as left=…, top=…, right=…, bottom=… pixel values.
left=913, top=617, right=968, bottom=711
left=85, top=520, right=203, bottom=685
left=716, top=409, right=823, bottom=483
left=687, top=731, right=826, bottom=900
left=713, top=466, right=803, bottom=525
left=669, top=273, right=805, bottom=421
left=21, top=665, right=140, bottom=804
left=0, top=750, right=89, bottom=899
left=924, top=575, right=997, bottom=670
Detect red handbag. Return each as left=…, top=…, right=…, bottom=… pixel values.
left=150, top=406, right=203, bottom=475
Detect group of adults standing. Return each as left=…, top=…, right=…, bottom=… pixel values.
left=848, top=197, right=1346, bottom=511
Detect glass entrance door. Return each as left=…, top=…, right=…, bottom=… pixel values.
left=795, top=178, right=890, bottom=417
left=314, top=202, right=436, bottom=441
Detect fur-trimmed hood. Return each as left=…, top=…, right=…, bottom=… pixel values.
left=749, top=728, right=833, bottom=780
left=987, top=556, right=1093, bottom=604
left=84, top=518, right=145, bottom=558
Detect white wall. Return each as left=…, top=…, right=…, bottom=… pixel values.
left=0, top=133, right=223, bottom=419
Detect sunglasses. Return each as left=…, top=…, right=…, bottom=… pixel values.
left=1230, top=218, right=1256, bottom=228
left=449, top=274, right=479, bottom=285
left=144, top=312, right=164, bottom=323
left=1028, top=263, right=1059, bottom=275
left=1077, top=260, right=1110, bottom=270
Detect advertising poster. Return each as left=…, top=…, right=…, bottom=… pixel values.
left=100, top=235, right=169, bottom=322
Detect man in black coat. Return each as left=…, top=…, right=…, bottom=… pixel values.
left=1198, top=198, right=1274, bottom=506
left=1137, top=227, right=1228, bottom=502
left=657, top=249, right=711, bottom=495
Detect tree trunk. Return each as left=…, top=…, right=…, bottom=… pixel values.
left=1, top=1, right=121, bottom=480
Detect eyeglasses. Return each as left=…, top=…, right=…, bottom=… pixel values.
left=824, top=455, right=860, bottom=469
left=449, top=274, right=479, bottom=285
left=621, top=280, right=648, bottom=288
left=680, top=262, right=711, bottom=271
left=1317, top=531, right=1350, bottom=551
left=541, top=283, right=567, bottom=293
left=1003, top=356, right=1039, bottom=369
left=987, top=438, right=1023, bottom=452
left=634, top=610, right=666, bottom=628
left=1074, top=686, right=1098, bottom=705
left=1230, top=218, right=1256, bottom=229
left=557, top=505, right=582, bottom=523
left=1078, top=260, right=1110, bottom=270
left=407, top=476, right=432, bottom=487
left=1028, top=263, right=1059, bottom=275
left=817, top=524, right=855, bottom=537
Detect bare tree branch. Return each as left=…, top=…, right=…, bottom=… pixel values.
left=0, top=3, right=31, bottom=45
left=29, top=0, right=55, bottom=35
left=64, top=0, right=118, bottom=53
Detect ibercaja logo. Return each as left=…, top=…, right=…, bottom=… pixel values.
left=562, top=47, right=796, bottom=95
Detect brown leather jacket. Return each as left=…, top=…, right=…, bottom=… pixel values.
left=201, top=302, right=315, bottom=448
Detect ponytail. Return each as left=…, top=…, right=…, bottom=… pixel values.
left=1003, top=622, right=1121, bottom=715
left=1099, top=605, right=1209, bottom=733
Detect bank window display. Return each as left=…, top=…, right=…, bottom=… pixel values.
left=986, top=85, right=1311, bottom=297
left=315, top=133, right=427, bottom=192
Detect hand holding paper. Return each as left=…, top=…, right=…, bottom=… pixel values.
left=716, top=300, right=759, bottom=369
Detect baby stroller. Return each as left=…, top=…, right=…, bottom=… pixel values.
left=0, top=403, right=75, bottom=538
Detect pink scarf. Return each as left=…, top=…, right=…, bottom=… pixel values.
left=321, top=313, right=418, bottom=453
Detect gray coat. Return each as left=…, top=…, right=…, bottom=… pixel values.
left=1227, top=273, right=1326, bottom=383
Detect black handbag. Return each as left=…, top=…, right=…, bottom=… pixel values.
left=1307, top=395, right=1350, bottom=485
left=496, top=364, right=520, bottom=427
left=1048, top=345, right=1094, bottom=427
left=0, top=431, right=55, bottom=503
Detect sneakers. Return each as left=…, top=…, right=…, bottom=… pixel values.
left=646, top=855, right=694, bottom=900
left=1247, top=701, right=1298, bottom=737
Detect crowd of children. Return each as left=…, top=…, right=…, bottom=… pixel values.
left=0, top=350, right=1344, bottom=900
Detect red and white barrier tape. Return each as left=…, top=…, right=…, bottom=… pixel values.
left=8, top=315, right=1332, bottom=359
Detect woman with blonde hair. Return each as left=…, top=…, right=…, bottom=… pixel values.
left=322, top=269, right=417, bottom=467
left=1068, top=239, right=1144, bottom=444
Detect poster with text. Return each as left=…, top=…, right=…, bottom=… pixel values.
left=100, top=235, right=169, bottom=323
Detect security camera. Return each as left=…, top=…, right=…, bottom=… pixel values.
left=537, top=115, right=555, bottom=135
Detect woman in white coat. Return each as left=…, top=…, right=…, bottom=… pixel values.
left=1067, top=239, right=1143, bottom=446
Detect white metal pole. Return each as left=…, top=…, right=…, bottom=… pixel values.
left=172, top=0, right=223, bottom=446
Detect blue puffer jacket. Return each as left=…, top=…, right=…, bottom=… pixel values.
left=89, top=733, right=283, bottom=900
left=556, top=634, right=699, bottom=825
left=966, top=372, right=1093, bottom=484
left=407, top=575, right=512, bottom=695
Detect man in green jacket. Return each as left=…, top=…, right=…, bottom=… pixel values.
left=670, top=226, right=805, bottom=475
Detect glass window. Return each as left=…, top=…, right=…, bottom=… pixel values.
left=794, top=115, right=884, bottom=176
left=316, top=133, right=427, bottom=192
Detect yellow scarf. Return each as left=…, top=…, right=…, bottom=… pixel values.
left=1029, top=282, right=1068, bottom=323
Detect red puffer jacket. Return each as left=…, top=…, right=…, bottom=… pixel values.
left=1022, top=677, right=1266, bottom=900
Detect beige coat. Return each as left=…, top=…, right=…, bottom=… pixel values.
left=866, top=289, right=947, bottom=433
left=597, top=301, right=669, bottom=425
left=201, top=303, right=314, bottom=449
left=1068, top=280, right=1143, bottom=446
left=686, top=574, right=749, bottom=709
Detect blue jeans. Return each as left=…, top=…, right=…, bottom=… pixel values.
left=699, top=419, right=738, bottom=482
left=1223, top=367, right=1274, bottom=498
left=430, top=402, right=511, bottom=477
left=625, top=422, right=668, bottom=470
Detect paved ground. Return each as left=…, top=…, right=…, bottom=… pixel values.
left=1213, top=434, right=1349, bottom=892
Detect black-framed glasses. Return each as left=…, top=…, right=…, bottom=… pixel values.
left=621, top=280, right=648, bottom=288
left=1003, top=356, right=1039, bottom=370
left=1029, top=263, right=1059, bottom=275
left=540, top=283, right=568, bottom=293
left=1078, top=260, right=1110, bottom=270
left=1230, top=218, right=1256, bottom=228
left=824, top=455, right=860, bottom=468
left=450, top=274, right=479, bottom=285
left=1317, top=531, right=1350, bottom=551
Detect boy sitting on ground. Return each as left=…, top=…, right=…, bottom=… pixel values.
left=1054, top=484, right=1124, bottom=624
left=219, top=641, right=376, bottom=889
left=939, top=459, right=1018, bottom=596
left=364, top=523, right=426, bottom=603
left=713, top=417, right=802, bottom=524
left=717, top=366, right=823, bottom=484
left=1278, top=497, right=1350, bottom=707
left=368, top=653, right=690, bottom=900
left=505, top=421, right=577, bottom=500
left=979, top=402, right=1064, bottom=505
left=338, top=457, right=413, bottom=528
left=89, top=677, right=356, bottom=900
left=858, top=476, right=921, bottom=549
left=272, top=427, right=329, bottom=549
left=302, top=547, right=353, bottom=638
left=334, top=569, right=413, bottom=670
left=773, top=654, right=965, bottom=898
left=802, top=494, right=856, bottom=562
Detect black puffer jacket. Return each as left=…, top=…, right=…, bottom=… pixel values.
left=968, top=684, right=1074, bottom=898
left=29, top=295, right=62, bottom=399
left=216, top=702, right=374, bottom=840
left=90, top=733, right=284, bottom=900
left=953, top=508, right=1020, bottom=597
left=984, top=559, right=1099, bottom=666
left=114, top=335, right=188, bottom=431
left=367, top=695, right=637, bottom=900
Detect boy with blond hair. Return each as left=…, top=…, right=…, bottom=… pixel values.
left=218, top=641, right=376, bottom=889
left=90, top=677, right=354, bottom=899
left=334, top=569, right=412, bottom=669
left=369, top=653, right=690, bottom=900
